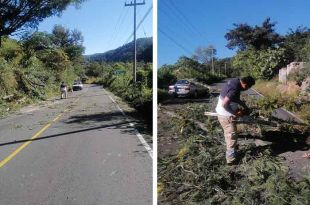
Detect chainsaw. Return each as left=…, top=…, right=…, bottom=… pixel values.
left=204, top=111, right=278, bottom=126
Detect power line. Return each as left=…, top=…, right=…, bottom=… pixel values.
left=159, top=2, right=200, bottom=49
left=106, top=6, right=127, bottom=49
left=158, top=28, right=192, bottom=55
left=111, top=8, right=129, bottom=48
left=138, top=12, right=148, bottom=37
left=159, top=2, right=195, bottom=42
left=123, top=4, right=152, bottom=45
left=167, top=0, right=205, bottom=41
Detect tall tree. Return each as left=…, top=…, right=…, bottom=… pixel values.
left=282, top=26, right=310, bottom=62
left=0, top=0, right=85, bottom=46
left=52, top=25, right=85, bottom=61
left=225, top=17, right=282, bottom=51
left=192, top=45, right=217, bottom=64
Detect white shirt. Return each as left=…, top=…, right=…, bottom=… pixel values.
left=215, top=96, right=238, bottom=117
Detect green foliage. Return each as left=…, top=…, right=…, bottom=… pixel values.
left=0, top=25, right=85, bottom=116
left=22, top=32, right=53, bottom=51
left=0, top=37, right=23, bottom=63
left=0, top=0, right=86, bottom=47
left=282, top=27, right=310, bottom=62
left=159, top=101, right=310, bottom=205
left=0, top=57, right=18, bottom=95
left=158, top=65, right=177, bottom=89
left=94, top=62, right=153, bottom=122
left=41, top=49, right=71, bottom=79
left=301, top=38, right=310, bottom=62
left=225, top=17, right=283, bottom=51
left=232, top=47, right=287, bottom=79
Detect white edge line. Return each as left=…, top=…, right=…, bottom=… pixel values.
left=104, top=89, right=153, bottom=159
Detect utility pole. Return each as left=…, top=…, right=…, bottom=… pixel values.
left=125, top=0, right=145, bottom=83
left=211, top=48, right=214, bottom=74
left=225, top=63, right=227, bottom=75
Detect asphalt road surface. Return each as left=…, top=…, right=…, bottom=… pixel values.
left=0, top=84, right=152, bottom=205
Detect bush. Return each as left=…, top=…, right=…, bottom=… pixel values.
left=158, top=66, right=177, bottom=89
left=94, top=62, right=153, bottom=123
left=0, top=57, right=18, bottom=96
left=232, top=47, right=288, bottom=79
left=158, top=88, right=171, bottom=103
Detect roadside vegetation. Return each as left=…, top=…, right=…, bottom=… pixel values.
left=0, top=1, right=86, bottom=117
left=84, top=61, right=153, bottom=123
left=0, top=26, right=84, bottom=117
left=0, top=1, right=152, bottom=126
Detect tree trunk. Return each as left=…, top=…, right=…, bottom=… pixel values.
left=0, top=35, right=2, bottom=47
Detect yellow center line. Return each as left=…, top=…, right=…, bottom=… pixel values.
left=0, top=93, right=83, bottom=169
left=0, top=113, right=62, bottom=169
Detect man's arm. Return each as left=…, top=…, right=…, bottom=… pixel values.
left=222, top=96, right=236, bottom=116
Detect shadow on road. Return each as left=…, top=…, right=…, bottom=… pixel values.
left=0, top=121, right=133, bottom=147
left=65, top=111, right=126, bottom=124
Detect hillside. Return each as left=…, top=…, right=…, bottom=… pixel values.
left=85, top=37, right=152, bottom=63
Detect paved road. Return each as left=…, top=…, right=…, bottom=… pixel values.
left=0, top=84, right=152, bottom=205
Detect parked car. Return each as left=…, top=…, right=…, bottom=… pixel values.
left=168, top=79, right=208, bottom=98
left=72, top=80, right=83, bottom=91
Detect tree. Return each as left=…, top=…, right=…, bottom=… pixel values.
left=192, top=45, right=217, bottom=64
left=22, top=32, right=53, bottom=51
left=52, top=25, right=85, bottom=61
left=0, top=0, right=85, bottom=47
left=225, top=17, right=282, bottom=51
left=232, top=47, right=287, bottom=79
left=282, top=26, right=310, bottom=62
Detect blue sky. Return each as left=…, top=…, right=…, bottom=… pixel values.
left=158, top=0, right=310, bottom=66
left=37, top=0, right=153, bottom=55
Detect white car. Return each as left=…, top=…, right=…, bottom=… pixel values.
left=168, top=79, right=208, bottom=98
left=72, top=81, right=83, bottom=91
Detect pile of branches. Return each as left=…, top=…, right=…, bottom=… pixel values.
left=158, top=101, right=310, bottom=205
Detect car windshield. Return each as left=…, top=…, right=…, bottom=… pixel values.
left=176, top=80, right=189, bottom=85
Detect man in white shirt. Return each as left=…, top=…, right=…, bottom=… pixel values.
left=216, top=76, right=255, bottom=164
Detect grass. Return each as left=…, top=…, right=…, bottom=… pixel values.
left=253, top=79, right=309, bottom=122
left=254, top=79, right=299, bottom=98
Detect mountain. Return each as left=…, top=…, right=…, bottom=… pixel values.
left=84, top=37, right=152, bottom=63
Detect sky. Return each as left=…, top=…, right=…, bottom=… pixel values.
left=158, top=0, right=310, bottom=67
left=37, top=0, right=153, bottom=55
